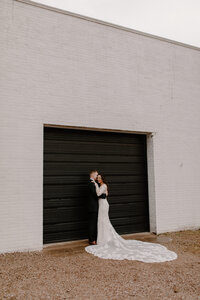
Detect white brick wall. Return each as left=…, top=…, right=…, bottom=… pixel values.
left=0, top=0, right=200, bottom=253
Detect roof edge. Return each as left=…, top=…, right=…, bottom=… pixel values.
left=15, top=0, right=200, bottom=52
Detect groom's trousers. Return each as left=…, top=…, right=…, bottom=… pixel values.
left=88, top=211, right=98, bottom=242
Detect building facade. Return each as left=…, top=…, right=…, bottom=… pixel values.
left=0, top=0, right=200, bottom=254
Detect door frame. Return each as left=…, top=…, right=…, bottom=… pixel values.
left=43, top=123, right=157, bottom=245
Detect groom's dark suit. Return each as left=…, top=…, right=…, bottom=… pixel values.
left=88, top=178, right=106, bottom=242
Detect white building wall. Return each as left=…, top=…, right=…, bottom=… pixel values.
left=0, top=0, right=200, bottom=253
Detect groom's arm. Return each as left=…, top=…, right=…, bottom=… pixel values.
left=98, top=193, right=107, bottom=199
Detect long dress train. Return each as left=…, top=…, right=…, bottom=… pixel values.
left=85, top=183, right=177, bottom=263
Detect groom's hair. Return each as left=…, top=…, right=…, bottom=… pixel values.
left=89, top=169, right=98, bottom=176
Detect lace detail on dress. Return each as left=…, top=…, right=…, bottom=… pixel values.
left=85, top=184, right=177, bottom=263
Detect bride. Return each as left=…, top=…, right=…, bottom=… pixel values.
left=85, top=174, right=178, bottom=263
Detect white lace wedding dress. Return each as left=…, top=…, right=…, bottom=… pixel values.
left=85, top=183, right=178, bottom=263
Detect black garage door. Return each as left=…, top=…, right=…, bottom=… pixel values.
left=43, top=127, right=150, bottom=244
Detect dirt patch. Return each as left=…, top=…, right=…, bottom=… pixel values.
left=0, top=230, right=200, bottom=300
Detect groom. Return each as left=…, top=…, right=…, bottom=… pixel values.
left=87, top=170, right=106, bottom=245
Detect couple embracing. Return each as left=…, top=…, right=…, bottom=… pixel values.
left=85, top=170, right=178, bottom=263
left=87, top=170, right=109, bottom=245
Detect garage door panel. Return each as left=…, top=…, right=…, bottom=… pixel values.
left=44, top=128, right=145, bottom=145
left=44, top=207, right=88, bottom=223
left=43, top=182, right=147, bottom=198
left=43, top=215, right=147, bottom=235
left=44, top=184, right=86, bottom=198
left=44, top=174, right=147, bottom=185
left=44, top=140, right=145, bottom=155
left=44, top=222, right=148, bottom=244
left=44, top=175, right=87, bottom=185
left=44, top=220, right=89, bottom=234
left=43, top=127, right=149, bottom=244
left=44, top=197, right=86, bottom=208
left=43, top=229, right=88, bottom=244
left=110, top=215, right=148, bottom=226
left=114, top=223, right=149, bottom=234
left=106, top=175, right=147, bottom=183
left=109, top=182, right=148, bottom=195
left=109, top=202, right=148, bottom=218
left=108, top=194, right=147, bottom=204
left=44, top=153, right=145, bottom=163
left=44, top=194, right=147, bottom=208
left=44, top=162, right=146, bottom=176
left=44, top=203, right=147, bottom=224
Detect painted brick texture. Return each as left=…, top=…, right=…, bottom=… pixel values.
left=0, top=0, right=200, bottom=253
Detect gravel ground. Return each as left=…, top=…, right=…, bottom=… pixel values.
left=0, top=230, right=200, bottom=300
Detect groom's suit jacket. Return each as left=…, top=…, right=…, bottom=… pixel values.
left=87, top=179, right=106, bottom=213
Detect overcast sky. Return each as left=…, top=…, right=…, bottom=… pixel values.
left=35, top=0, right=200, bottom=48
